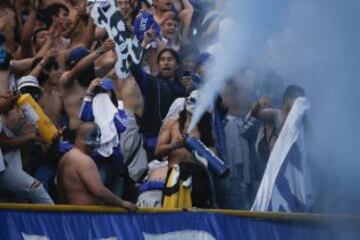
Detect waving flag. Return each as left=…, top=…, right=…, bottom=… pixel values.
left=89, top=0, right=143, bottom=79
left=251, top=97, right=313, bottom=212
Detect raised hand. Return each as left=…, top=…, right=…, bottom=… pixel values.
left=49, top=19, right=62, bottom=39
left=75, top=3, right=87, bottom=18
left=44, top=48, right=58, bottom=60
left=86, top=78, right=102, bottom=96
left=98, top=39, right=115, bottom=54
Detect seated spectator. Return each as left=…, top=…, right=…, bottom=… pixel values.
left=57, top=122, right=136, bottom=210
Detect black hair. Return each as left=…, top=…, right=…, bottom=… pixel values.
left=282, top=84, right=305, bottom=102
left=77, top=65, right=96, bottom=87
left=157, top=48, right=180, bottom=63
left=44, top=3, right=69, bottom=27
left=178, top=107, right=215, bottom=148
left=32, top=28, right=48, bottom=45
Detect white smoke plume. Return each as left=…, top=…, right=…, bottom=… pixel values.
left=188, top=0, right=289, bottom=132
left=190, top=0, right=360, bottom=213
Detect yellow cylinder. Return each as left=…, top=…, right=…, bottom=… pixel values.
left=16, top=94, right=58, bottom=143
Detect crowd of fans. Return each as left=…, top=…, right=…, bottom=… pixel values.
left=0, top=0, right=306, bottom=210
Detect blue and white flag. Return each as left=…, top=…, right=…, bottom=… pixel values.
left=251, top=97, right=313, bottom=212
left=89, top=0, right=143, bottom=79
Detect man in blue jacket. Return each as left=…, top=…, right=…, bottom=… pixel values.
left=130, top=48, right=191, bottom=158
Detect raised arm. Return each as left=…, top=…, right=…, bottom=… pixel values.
left=20, top=7, right=37, bottom=58
left=78, top=79, right=102, bottom=121
left=10, top=58, right=36, bottom=75
left=250, top=97, right=278, bottom=123
left=79, top=8, right=96, bottom=49
left=128, top=28, right=155, bottom=91
left=35, top=19, right=62, bottom=58
left=60, top=40, right=115, bottom=87
left=179, top=1, right=194, bottom=44
left=29, top=48, right=57, bottom=78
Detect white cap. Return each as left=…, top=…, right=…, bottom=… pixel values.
left=17, top=75, right=40, bottom=90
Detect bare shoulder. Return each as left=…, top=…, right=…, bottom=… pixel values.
left=160, top=117, right=178, bottom=133
left=63, top=148, right=89, bottom=164
left=166, top=116, right=179, bottom=127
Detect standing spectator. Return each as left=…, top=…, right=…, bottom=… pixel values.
left=59, top=40, right=114, bottom=143
left=0, top=92, right=54, bottom=204
left=130, top=48, right=190, bottom=158
left=155, top=91, right=214, bottom=208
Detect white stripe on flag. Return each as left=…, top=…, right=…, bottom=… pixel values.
left=251, top=97, right=310, bottom=212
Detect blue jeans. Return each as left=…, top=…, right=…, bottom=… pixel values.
left=0, top=164, right=53, bottom=204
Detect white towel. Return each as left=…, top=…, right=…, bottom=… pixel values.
left=164, top=98, right=185, bottom=120
left=93, top=93, right=119, bottom=157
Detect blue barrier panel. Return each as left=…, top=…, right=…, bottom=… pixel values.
left=0, top=204, right=359, bottom=240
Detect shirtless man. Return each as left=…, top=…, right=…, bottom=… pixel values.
left=57, top=122, right=137, bottom=209
left=20, top=48, right=63, bottom=127
left=250, top=84, right=306, bottom=151
left=155, top=91, right=213, bottom=207
left=59, top=40, right=114, bottom=142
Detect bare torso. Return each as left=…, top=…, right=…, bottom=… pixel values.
left=116, top=75, right=144, bottom=116
left=57, top=148, right=102, bottom=205
left=60, top=82, right=85, bottom=130
left=166, top=117, right=200, bottom=167
left=39, top=91, right=63, bottom=128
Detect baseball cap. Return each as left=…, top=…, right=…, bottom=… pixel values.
left=17, top=75, right=42, bottom=101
